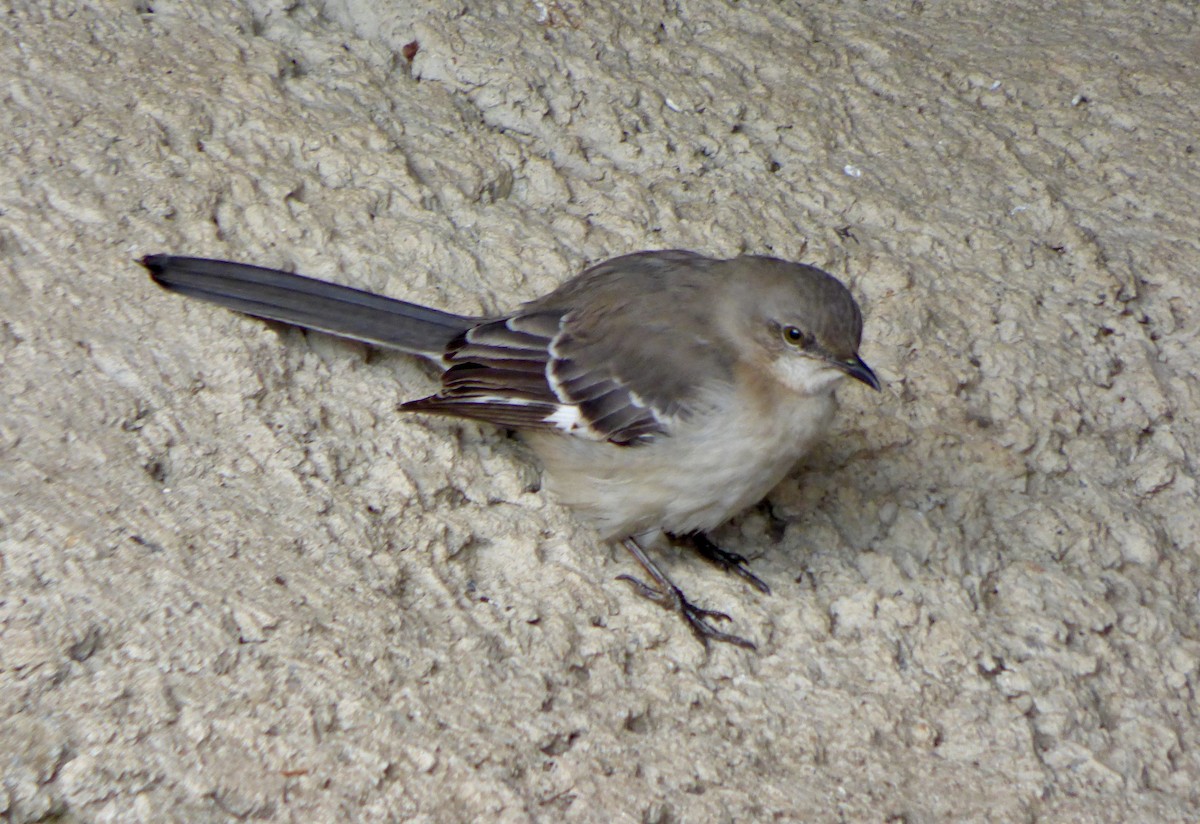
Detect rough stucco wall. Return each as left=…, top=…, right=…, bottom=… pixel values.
left=1, top=0, right=1198, bottom=820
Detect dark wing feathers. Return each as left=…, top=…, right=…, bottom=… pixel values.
left=400, top=310, right=670, bottom=445
left=405, top=399, right=561, bottom=431
left=402, top=252, right=736, bottom=445
left=400, top=312, right=565, bottom=433
left=550, top=354, right=664, bottom=441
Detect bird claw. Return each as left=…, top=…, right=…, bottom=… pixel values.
left=681, top=532, right=773, bottom=595
left=617, top=574, right=756, bottom=650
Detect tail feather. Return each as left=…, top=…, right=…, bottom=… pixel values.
left=142, top=255, right=477, bottom=358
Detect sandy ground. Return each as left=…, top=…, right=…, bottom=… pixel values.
left=2, top=1, right=1198, bottom=821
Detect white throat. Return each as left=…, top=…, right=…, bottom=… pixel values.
left=770, top=354, right=847, bottom=396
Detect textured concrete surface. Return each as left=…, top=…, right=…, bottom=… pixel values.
left=2, top=1, right=1198, bottom=821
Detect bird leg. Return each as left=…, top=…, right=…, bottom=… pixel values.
left=674, top=531, right=772, bottom=595
left=617, top=537, right=756, bottom=650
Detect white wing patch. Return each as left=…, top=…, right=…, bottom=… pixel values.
left=543, top=403, right=596, bottom=437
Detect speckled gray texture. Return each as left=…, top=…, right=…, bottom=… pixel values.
left=2, top=1, right=1198, bottom=821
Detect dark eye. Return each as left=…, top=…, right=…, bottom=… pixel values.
left=782, top=325, right=807, bottom=346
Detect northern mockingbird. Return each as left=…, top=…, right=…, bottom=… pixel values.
left=144, top=250, right=879, bottom=649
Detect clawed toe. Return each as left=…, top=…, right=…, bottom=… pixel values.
left=615, top=573, right=661, bottom=602
left=618, top=574, right=730, bottom=622
left=616, top=542, right=758, bottom=651
left=618, top=574, right=756, bottom=649
left=682, top=532, right=772, bottom=595
left=677, top=597, right=756, bottom=650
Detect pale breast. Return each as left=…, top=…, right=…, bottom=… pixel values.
left=525, top=389, right=838, bottom=539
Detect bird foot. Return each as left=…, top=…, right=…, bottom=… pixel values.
left=677, top=532, right=772, bottom=595
left=616, top=573, right=756, bottom=650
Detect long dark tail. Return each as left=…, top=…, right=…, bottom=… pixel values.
left=142, top=255, right=477, bottom=358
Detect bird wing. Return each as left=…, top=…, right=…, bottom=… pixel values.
left=402, top=251, right=736, bottom=445
left=400, top=310, right=662, bottom=444
left=401, top=305, right=729, bottom=445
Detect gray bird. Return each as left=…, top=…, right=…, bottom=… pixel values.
left=143, top=250, right=879, bottom=649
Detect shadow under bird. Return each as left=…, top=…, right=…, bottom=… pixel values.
left=143, top=250, right=879, bottom=649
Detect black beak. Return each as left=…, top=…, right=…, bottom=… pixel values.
left=839, top=354, right=880, bottom=391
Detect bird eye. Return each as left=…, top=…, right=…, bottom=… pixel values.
left=782, top=325, right=807, bottom=346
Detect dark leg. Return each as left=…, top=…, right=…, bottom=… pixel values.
left=617, top=537, right=757, bottom=650
left=675, top=532, right=772, bottom=595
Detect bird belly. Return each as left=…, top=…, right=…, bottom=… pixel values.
left=526, top=391, right=837, bottom=540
